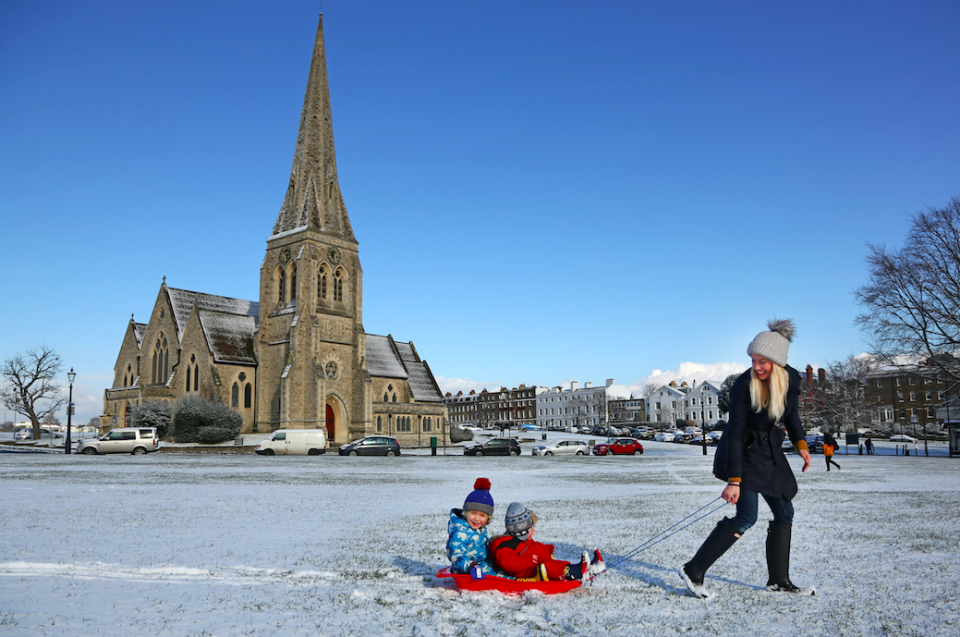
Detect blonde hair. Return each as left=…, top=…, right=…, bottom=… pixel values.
left=750, top=364, right=789, bottom=422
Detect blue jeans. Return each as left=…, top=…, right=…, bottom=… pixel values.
left=729, top=488, right=794, bottom=534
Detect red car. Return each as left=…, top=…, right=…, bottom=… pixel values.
left=592, top=437, right=644, bottom=456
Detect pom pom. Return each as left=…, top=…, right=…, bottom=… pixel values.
left=767, top=318, right=796, bottom=342
left=473, top=477, right=491, bottom=490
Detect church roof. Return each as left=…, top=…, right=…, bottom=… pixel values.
left=197, top=310, right=258, bottom=365
left=365, top=334, right=443, bottom=403
left=132, top=322, right=147, bottom=347
left=271, top=14, right=355, bottom=241
left=165, top=286, right=259, bottom=341
left=365, top=334, right=408, bottom=379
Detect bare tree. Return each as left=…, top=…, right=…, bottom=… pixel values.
left=641, top=383, right=660, bottom=425
left=855, top=196, right=960, bottom=383
left=1, top=346, right=66, bottom=440
left=814, top=356, right=880, bottom=437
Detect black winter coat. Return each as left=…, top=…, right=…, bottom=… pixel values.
left=725, top=365, right=806, bottom=500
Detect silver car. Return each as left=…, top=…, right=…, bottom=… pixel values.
left=77, top=428, right=159, bottom=455
left=531, top=439, right=590, bottom=456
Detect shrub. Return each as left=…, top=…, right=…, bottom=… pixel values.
left=129, top=400, right=173, bottom=438
left=173, top=394, right=242, bottom=443
left=196, top=426, right=238, bottom=444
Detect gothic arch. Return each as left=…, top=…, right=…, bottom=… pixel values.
left=324, top=393, right=347, bottom=443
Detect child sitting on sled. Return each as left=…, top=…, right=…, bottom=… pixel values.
left=446, top=478, right=508, bottom=578
left=489, top=502, right=605, bottom=582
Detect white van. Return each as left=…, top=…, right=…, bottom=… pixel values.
left=254, top=429, right=327, bottom=455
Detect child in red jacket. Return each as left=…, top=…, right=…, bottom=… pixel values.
left=489, top=502, right=605, bottom=582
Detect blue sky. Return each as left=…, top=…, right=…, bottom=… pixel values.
left=2, top=1, right=959, bottom=425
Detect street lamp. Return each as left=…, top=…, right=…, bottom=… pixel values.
left=64, top=368, right=75, bottom=455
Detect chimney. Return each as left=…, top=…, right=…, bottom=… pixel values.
left=585, top=382, right=593, bottom=389
left=571, top=381, right=579, bottom=391
left=806, top=365, right=813, bottom=383
left=606, top=379, right=614, bottom=387
left=818, top=368, right=826, bottom=385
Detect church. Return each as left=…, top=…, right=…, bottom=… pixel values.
left=101, top=15, right=449, bottom=446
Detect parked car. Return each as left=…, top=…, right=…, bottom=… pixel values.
left=338, top=436, right=400, bottom=456
left=706, top=431, right=723, bottom=444
left=654, top=431, right=675, bottom=443
left=77, top=427, right=159, bottom=455
left=633, top=427, right=654, bottom=440
left=805, top=435, right=824, bottom=453
left=532, top=439, right=590, bottom=456
left=255, top=429, right=327, bottom=455
left=592, top=438, right=644, bottom=456
left=889, top=434, right=917, bottom=443
left=463, top=437, right=521, bottom=456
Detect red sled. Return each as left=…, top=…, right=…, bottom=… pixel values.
left=435, top=566, right=582, bottom=595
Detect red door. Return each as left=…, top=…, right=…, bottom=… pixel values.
left=325, top=405, right=335, bottom=441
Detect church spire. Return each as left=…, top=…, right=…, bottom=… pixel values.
left=272, top=14, right=354, bottom=240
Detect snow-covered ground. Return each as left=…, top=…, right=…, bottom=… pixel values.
left=1, top=437, right=957, bottom=637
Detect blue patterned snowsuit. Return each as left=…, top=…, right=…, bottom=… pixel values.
left=446, top=508, right=499, bottom=576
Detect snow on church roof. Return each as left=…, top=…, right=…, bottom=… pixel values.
left=365, top=334, right=408, bottom=379
left=197, top=310, right=258, bottom=365
left=166, top=287, right=259, bottom=341
left=364, top=334, right=443, bottom=402
left=394, top=341, right=443, bottom=403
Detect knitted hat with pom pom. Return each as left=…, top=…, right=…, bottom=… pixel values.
left=747, top=318, right=796, bottom=368
left=463, top=478, right=494, bottom=517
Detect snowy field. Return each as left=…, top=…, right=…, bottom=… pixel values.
left=1, top=440, right=958, bottom=637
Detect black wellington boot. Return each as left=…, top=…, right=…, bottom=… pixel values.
left=679, top=518, right=741, bottom=598
left=765, top=521, right=816, bottom=595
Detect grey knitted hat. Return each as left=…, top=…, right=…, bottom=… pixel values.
left=747, top=318, right=796, bottom=367
left=504, top=502, right=539, bottom=540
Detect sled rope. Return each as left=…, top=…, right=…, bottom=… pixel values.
left=591, top=497, right=728, bottom=580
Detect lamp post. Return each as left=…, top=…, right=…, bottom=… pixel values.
left=700, top=393, right=707, bottom=456
left=64, top=368, right=75, bottom=454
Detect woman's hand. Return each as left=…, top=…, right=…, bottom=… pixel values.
left=722, top=483, right=740, bottom=504
left=799, top=448, right=811, bottom=472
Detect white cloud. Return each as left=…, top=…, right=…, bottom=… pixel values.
left=628, top=361, right=746, bottom=396
left=435, top=376, right=502, bottom=396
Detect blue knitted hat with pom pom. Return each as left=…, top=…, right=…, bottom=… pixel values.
left=463, top=478, right=494, bottom=517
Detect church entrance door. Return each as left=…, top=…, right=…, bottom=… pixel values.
left=325, top=404, right=335, bottom=441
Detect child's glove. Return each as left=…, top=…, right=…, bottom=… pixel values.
left=469, top=563, right=485, bottom=580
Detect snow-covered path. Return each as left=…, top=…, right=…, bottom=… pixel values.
left=1, top=446, right=957, bottom=636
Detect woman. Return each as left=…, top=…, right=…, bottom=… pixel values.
left=680, top=319, right=815, bottom=598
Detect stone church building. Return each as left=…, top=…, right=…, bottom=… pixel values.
left=102, top=15, right=449, bottom=446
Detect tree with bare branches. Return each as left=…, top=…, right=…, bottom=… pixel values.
left=1, top=346, right=66, bottom=440
left=855, top=196, right=960, bottom=383
left=812, top=355, right=880, bottom=437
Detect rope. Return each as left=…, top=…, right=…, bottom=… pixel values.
left=589, top=497, right=728, bottom=581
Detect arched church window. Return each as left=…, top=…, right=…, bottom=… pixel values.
left=290, top=264, right=297, bottom=302
left=377, top=415, right=382, bottom=432
left=193, top=364, right=199, bottom=391
left=318, top=265, right=327, bottom=299
left=186, top=366, right=191, bottom=392
left=244, top=383, right=252, bottom=409
left=334, top=267, right=344, bottom=302
left=151, top=335, right=169, bottom=385
left=392, top=393, right=397, bottom=403
left=278, top=268, right=286, bottom=305
left=232, top=383, right=239, bottom=408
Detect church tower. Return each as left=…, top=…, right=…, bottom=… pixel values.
left=256, top=14, right=369, bottom=441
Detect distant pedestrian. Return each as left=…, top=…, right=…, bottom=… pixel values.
left=823, top=433, right=841, bottom=471
left=864, top=437, right=874, bottom=455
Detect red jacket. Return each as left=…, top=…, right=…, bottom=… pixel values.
left=489, top=535, right=569, bottom=580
